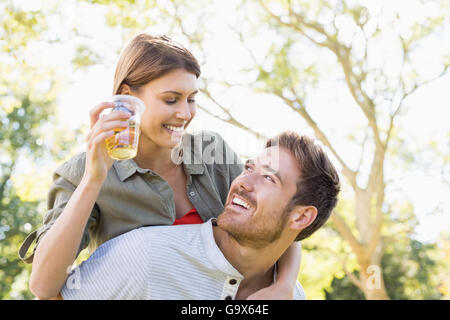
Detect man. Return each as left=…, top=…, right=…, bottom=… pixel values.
left=59, top=131, right=340, bottom=300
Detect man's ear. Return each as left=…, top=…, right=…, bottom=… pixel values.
left=289, top=206, right=318, bottom=233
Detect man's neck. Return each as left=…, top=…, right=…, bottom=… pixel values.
left=212, top=225, right=287, bottom=299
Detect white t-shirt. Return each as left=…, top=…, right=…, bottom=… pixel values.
left=61, top=219, right=306, bottom=300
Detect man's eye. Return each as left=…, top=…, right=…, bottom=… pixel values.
left=244, top=165, right=252, bottom=172
left=188, top=99, right=196, bottom=103
left=165, top=100, right=177, bottom=105
left=264, top=175, right=274, bottom=183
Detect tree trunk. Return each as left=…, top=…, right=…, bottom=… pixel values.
left=358, top=253, right=389, bottom=300
left=353, top=188, right=390, bottom=299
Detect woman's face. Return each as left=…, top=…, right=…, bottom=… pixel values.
left=133, top=68, right=198, bottom=149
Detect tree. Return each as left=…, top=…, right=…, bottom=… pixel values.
left=0, top=1, right=78, bottom=299
left=325, top=236, right=443, bottom=299
left=172, top=0, right=450, bottom=299
left=436, top=229, right=450, bottom=298
left=11, top=0, right=447, bottom=300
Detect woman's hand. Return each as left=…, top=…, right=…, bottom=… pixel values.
left=246, top=242, right=301, bottom=300
left=246, top=282, right=295, bottom=300
left=84, top=102, right=131, bottom=183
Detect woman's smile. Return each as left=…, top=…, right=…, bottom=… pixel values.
left=162, top=123, right=185, bottom=136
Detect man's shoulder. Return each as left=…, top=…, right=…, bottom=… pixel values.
left=93, top=226, right=149, bottom=257
left=138, top=223, right=205, bottom=244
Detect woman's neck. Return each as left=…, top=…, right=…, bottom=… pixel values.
left=133, top=136, right=180, bottom=175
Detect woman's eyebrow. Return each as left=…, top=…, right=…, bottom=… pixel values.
left=161, top=90, right=198, bottom=95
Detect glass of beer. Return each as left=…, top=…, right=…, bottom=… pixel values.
left=104, top=95, right=145, bottom=160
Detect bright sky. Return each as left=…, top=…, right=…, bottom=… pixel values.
left=13, top=0, right=450, bottom=243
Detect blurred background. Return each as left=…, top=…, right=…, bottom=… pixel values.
left=1, top=0, right=449, bottom=299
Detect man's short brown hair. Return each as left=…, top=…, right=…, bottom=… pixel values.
left=266, top=132, right=340, bottom=241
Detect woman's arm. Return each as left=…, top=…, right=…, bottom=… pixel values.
left=29, top=176, right=103, bottom=299
left=247, top=242, right=302, bottom=300
left=29, top=102, right=128, bottom=299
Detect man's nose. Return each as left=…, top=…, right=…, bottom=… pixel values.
left=236, top=174, right=254, bottom=193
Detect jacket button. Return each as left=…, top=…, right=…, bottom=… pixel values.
left=229, top=279, right=237, bottom=285
left=189, top=191, right=195, bottom=197
left=225, top=295, right=233, bottom=300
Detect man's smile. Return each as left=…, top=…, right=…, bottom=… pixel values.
left=227, top=193, right=256, bottom=214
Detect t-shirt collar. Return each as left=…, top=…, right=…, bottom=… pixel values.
left=200, top=219, right=243, bottom=279
left=202, top=219, right=278, bottom=285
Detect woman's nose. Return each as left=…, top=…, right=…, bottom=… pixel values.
left=176, top=101, right=192, bottom=120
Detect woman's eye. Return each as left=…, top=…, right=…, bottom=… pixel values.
left=165, top=100, right=177, bottom=105
left=244, top=165, right=252, bottom=172
left=188, top=99, right=196, bottom=103
left=264, top=175, right=274, bottom=183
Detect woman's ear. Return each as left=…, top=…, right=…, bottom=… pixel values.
left=119, top=83, right=132, bottom=95
left=289, top=206, right=318, bottom=233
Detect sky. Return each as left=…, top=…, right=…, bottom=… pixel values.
left=12, top=0, right=450, bottom=243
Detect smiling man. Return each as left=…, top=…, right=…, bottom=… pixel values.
left=58, top=131, right=340, bottom=300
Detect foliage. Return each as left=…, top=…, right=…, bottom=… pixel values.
left=240, top=0, right=449, bottom=299
left=321, top=194, right=445, bottom=300
left=324, top=272, right=365, bottom=300
left=1, top=0, right=449, bottom=300
left=324, top=239, right=443, bottom=300
left=0, top=1, right=77, bottom=299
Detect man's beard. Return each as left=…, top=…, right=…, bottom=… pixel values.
left=217, top=206, right=290, bottom=249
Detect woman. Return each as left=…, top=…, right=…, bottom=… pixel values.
left=19, top=33, right=301, bottom=299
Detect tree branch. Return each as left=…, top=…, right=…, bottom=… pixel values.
left=333, top=48, right=383, bottom=148
left=258, top=0, right=383, bottom=149
left=322, top=246, right=365, bottom=292
left=280, top=95, right=358, bottom=189
left=344, top=266, right=365, bottom=292
left=385, top=65, right=449, bottom=148
left=356, top=128, right=369, bottom=173
left=198, top=86, right=266, bottom=140
left=365, top=167, right=385, bottom=258
left=258, top=0, right=332, bottom=49
left=330, top=211, right=365, bottom=258
left=0, top=173, right=12, bottom=201
left=366, top=204, right=384, bottom=259
left=0, top=161, right=15, bottom=201
left=340, top=255, right=365, bottom=292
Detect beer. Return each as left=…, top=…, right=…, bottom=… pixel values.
left=104, top=95, right=145, bottom=160
left=105, top=119, right=138, bottom=160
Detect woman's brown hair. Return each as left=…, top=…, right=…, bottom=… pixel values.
left=113, top=33, right=201, bottom=95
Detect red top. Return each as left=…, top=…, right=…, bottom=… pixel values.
left=173, top=207, right=203, bottom=225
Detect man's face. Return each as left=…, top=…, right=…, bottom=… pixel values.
left=217, top=146, right=301, bottom=248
